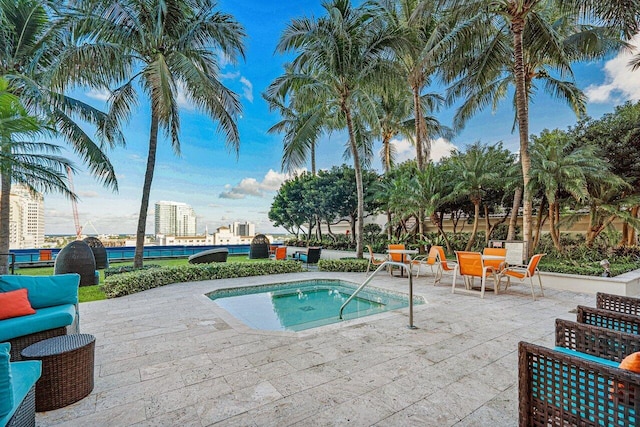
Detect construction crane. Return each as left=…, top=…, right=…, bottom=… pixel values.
left=66, top=166, right=82, bottom=240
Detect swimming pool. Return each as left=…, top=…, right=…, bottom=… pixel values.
left=207, top=279, right=424, bottom=332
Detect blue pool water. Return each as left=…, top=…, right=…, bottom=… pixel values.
left=207, top=280, right=423, bottom=331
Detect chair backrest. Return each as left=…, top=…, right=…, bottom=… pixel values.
left=306, top=247, right=322, bottom=264
left=434, top=246, right=454, bottom=271
left=388, top=244, right=405, bottom=263
left=275, top=247, right=287, bottom=260
left=366, top=245, right=376, bottom=261
left=456, top=251, right=484, bottom=278
left=482, top=247, right=507, bottom=270
left=426, top=246, right=439, bottom=266
left=527, top=253, right=545, bottom=275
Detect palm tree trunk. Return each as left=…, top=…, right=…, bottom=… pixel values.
left=0, top=170, right=11, bottom=275
left=465, top=200, right=480, bottom=251
left=344, top=105, right=364, bottom=259
left=507, top=186, right=522, bottom=240
left=549, top=201, right=561, bottom=251
left=311, top=141, right=316, bottom=175
left=412, top=85, right=425, bottom=171
left=532, top=197, right=547, bottom=251
left=512, top=17, right=532, bottom=258
left=133, top=113, right=160, bottom=268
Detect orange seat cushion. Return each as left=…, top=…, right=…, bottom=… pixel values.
left=619, top=352, right=640, bottom=373
left=0, top=288, right=36, bottom=320
left=504, top=270, right=526, bottom=279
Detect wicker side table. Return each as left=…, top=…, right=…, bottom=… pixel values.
left=21, top=334, right=95, bottom=412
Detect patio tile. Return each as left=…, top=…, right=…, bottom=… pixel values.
left=36, top=271, right=602, bottom=426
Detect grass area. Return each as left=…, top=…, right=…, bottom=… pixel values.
left=15, top=255, right=268, bottom=303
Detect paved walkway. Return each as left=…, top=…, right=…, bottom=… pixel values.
left=37, top=271, right=594, bottom=426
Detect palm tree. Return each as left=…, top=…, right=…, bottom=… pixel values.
left=368, top=0, right=453, bottom=170
left=269, top=0, right=393, bottom=258
left=0, top=78, right=74, bottom=273
left=450, top=142, right=505, bottom=250
left=75, top=0, right=246, bottom=268
left=443, top=0, right=623, bottom=254
left=0, top=0, right=121, bottom=189
left=528, top=129, right=610, bottom=251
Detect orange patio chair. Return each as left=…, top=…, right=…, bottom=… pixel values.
left=410, top=246, right=439, bottom=278
left=499, top=253, right=546, bottom=300
left=387, top=244, right=411, bottom=276
left=273, top=246, right=287, bottom=260
left=482, top=247, right=507, bottom=272
left=433, top=245, right=457, bottom=286
left=452, top=251, right=499, bottom=298
left=366, top=245, right=387, bottom=275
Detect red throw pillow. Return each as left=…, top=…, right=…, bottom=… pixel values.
left=619, top=352, right=640, bottom=373
left=0, top=288, right=36, bottom=320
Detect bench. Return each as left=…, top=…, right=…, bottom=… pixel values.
left=0, top=274, right=80, bottom=361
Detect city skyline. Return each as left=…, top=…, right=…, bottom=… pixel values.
left=41, top=1, right=640, bottom=235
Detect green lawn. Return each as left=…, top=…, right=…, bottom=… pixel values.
left=15, top=255, right=268, bottom=303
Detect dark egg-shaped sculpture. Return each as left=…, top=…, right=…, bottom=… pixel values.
left=54, top=240, right=97, bottom=286
left=83, top=236, right=109, bottom=269
left=249, top=234, right=270, bottom=259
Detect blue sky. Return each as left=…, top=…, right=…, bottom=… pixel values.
left=43, top=1, right=640, bottom=236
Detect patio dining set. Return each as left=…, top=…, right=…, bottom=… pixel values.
left=368, top=243, right=546, bottom=300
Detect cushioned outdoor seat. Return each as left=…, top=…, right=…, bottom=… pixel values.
left=0, top=305, right=76, bottom=343
left=0, top=343, right=42, bottom=427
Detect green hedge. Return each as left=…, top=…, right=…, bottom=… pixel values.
left=104, top=264, right=161, bottom=278
left=540, top=261, right=638, bottom=277
left=102, top=261, right=304, bottom=298
left=318, top=258, right=369, bottom=272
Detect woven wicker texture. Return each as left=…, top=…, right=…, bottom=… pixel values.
left=597, top=292, right=640, bottom=316
left=8, top=327, right=66, bottom=362
left=249, top=234, right=270, bottom=259
left=555, top=318, right=640, bottom=362
left=6, top=385, right=36, bottom=427
left=82, top=237, right=109, bottom=269
left=188, top=248, right=228, bottom=264
left=577, top=305, right=640, bottom=334
left=54, top=241, right=96, bottom=286
left=519, top=341, right=640, bottom=427
left=21, top=334, right=95, bottom=412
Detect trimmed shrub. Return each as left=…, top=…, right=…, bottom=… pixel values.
left=104, top=264, right=161, bottom=278
left=102, top=261, right=304, bottom=298
left=318, top=258, right=369, bottom=272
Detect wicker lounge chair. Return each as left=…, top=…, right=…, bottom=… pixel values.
left=597, top=292, right=640, bottom=316
left=576, top=305, right=640, bottom=334
left=293, top=247, right=321, bottom=269
left=249, top=234, right=270, bottom=259
left=555, top=318, right=640, bottom=362
left=188, top=248, right=228, bottom=264
left=519, top=341, right=640, bottom=426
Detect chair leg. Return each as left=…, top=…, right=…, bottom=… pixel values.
left=528, top=275, right=536, bottom=301
left=480, top=275, right=486, bottom=299
left=451, top=269, right=458, bottom=294
left=537, top=273, right=544, bottom=297
left=366, top=261, right=371, bottom=275
left=434, top=266, right=443, bottom=285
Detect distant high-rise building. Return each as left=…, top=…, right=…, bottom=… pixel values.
left=154, top=201, right=197, bottom=237
left=5, top=185, right=44, bottom=249
left=231, top=221, right=255, bottom=237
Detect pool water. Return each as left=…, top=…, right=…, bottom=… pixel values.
left=207, top=280, right=423, bottom=332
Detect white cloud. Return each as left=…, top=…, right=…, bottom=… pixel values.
left=77, top=191, right=99, bottom=198
left=219, top=169, right=294, bottom=199
left=86, top=88, right=111, bottom=102
left=175, top=81, right=195, bottom=111
left=240, top=77, right=254, bottom=103
left=585, top=35, right=640, bottom=103
left=392, top=137, right=457, bottom=164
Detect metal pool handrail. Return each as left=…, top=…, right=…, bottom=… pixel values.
left=339, top=261, right=417, bottom=329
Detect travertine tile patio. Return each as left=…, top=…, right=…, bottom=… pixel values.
left=36, top=271, right=594, bottom=426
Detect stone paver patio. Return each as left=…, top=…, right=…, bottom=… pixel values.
left=37, top=271, right=594, bottom=426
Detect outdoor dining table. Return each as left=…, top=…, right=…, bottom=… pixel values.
left=387, top=249, right=418, bottom=277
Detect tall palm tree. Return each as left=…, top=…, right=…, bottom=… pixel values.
left=0, top=78, right=74, bottom=273
left=75, top=0, right=246, bottom=267
left=269, top=0, right=393, bottom=258
left=368, top=0, right=453, bottom=169
left=0, top=0, right=121, bottom=188
left=443, top=0, right=623, bottom=255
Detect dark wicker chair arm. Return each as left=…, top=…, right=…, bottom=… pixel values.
left=597, top=292, right=640, bottom=316
left=519, top=341, right=640, bottom=427
left=555, top=318, right=640, bottom=363
left=577, top=305, right=640, bottom=334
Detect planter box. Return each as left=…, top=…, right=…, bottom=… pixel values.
left=540, top=269, right=640, bottom=296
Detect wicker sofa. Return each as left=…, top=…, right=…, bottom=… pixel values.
left=1, top=343, right=41, bottom=427
left=597, top=292, right=640, bottom=316
left=577, top=305, right=640, bottom=334
left=519, top=319, right=640, bottom=426
left=0, top=274, right=80, bottom=361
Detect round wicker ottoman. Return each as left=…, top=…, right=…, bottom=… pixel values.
left=21, top=334, right=95, bottom=412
